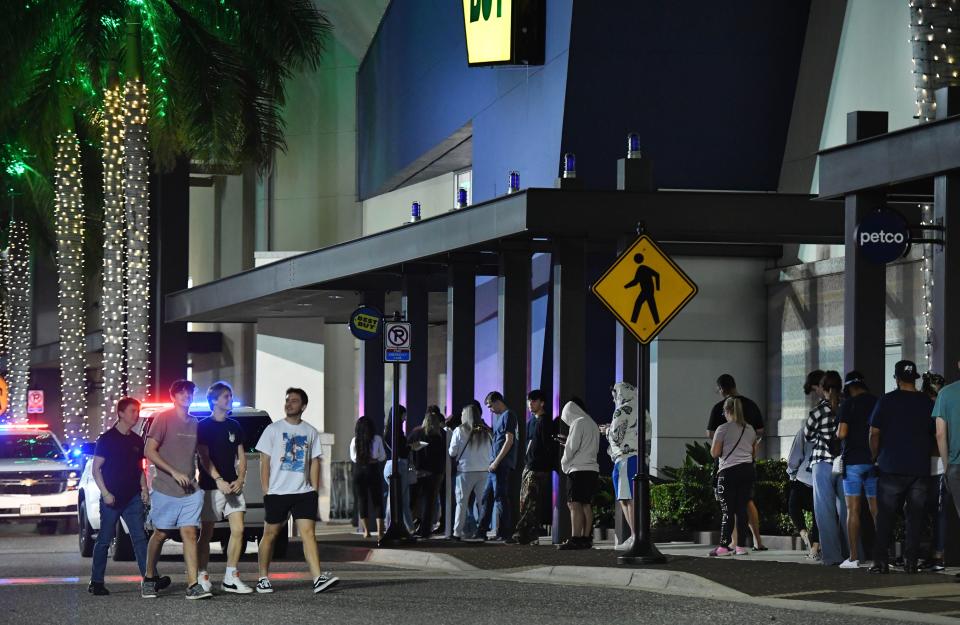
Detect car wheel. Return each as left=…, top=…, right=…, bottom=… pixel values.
left=113, top=521, right=135, bottom=561
left=79, top=501, right=94, bottom=557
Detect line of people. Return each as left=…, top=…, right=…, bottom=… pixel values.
left=349, top=386, right=643, bottom=550
left=88, top=381, right=339, bottom=599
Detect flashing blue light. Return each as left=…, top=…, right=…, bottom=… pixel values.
left=188, top=401, right=241, bottom=409
left=508, top=171, right=520, bottom=194
left=562, top=153, right=576, bottom=179
left=627, top=133, right=641, bottom=158
left=457, top=188, right=468, bottom=208
left=410, top=201, right=421, bottom=223
left=71, top=448, right=82, bottom=457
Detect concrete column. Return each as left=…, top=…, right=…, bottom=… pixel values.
left=933, top=87, right=960, bottom=383
left=551, top=239, right=586, bottom=543
left=446, top=263, right=476, bottom=416
left=403, top=274, right=429, bottom=429
left=360, top=291, right=385, bottom=433
left=843, top=112, right=888, bottom=389
left=499, top=250, right=531, bottom=534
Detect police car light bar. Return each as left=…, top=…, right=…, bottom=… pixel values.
left=139, top=401, right=242, bottom=411
left=0, top=423, right=49, bottom=430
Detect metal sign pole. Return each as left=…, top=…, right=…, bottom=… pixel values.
left=380, top=312, right=413, bottom=546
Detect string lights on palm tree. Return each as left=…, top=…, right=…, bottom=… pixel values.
left=54, top=127, right=87, bottom=443
left=2, top=219, right=32, bottom=422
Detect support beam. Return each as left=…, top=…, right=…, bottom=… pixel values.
left=150, top=156, right=190, bottom=396
left=843, top=112, right=888, bottom=391
left=933, top=88, right=960, bottom=384
left=499, top=250, right=531, bottom=538
left=403, top=275, right=429, bottom=429
left=360, top=291, right=385, bottom=433
left=551, top=239, right=586, bottom=544
left=446, top=263, right=476, bottom=416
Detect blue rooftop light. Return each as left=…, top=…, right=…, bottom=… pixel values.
left=457, top=188, right=468, bottom=209
left=508, top=171, right=520, bottom=194
left=562, top=153, right=576, bottom=179
left=627, top=133, right=641, bottom=159
left=410, top=201, right=421, bottom=223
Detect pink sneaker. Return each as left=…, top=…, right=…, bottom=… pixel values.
left=735, top=547, right=749, bottom=555
left=709, top=546, right=732, bottom=557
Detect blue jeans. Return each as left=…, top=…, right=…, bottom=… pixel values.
left=478, top=464, right=514, bottom=539
left=384, top=459, right=414, bottom=531
left=812, top=462, right=849, bottom=565
left=92, top=496, right=148, bottom=582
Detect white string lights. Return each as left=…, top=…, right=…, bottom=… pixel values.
left=921, top=203, right=935, bottom=371
left=101, top=83, right=126, bottom=427
left=54, top=130, right=88, bottom=444
left=909, top=0, right=960, bottom=122
left=123, top=79, right=151, bottom=401
left=3, top=220, right=31, bottom=422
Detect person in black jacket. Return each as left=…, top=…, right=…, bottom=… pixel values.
left=512, top=390, right=557, bottom=544
left=409, top=406, right=447, bottom=538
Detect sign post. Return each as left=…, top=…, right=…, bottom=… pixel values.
left=380, top=313, right=415, bottom=546
left=592, top=227, right=698, bottom=565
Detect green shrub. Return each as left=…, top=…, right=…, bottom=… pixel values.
left=592, top=475, right=615, bottom=528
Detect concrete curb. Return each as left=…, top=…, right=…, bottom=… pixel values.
left=505, top=565, right=747, bottom=599
left=363, top=548, right=478, bottom=572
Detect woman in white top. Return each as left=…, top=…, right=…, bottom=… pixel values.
left=709, top=396, right=758, bottom=557
left=448, top=403, right=493, bottom=539
left=350, top=416, right=386, bottom=538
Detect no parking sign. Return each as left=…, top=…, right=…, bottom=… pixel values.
left=27, top=390, right=44, bottom=414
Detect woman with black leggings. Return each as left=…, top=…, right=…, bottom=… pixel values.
left=709, top=397, right=758, bottom=557
left=351, top=416, right=386, bottom=538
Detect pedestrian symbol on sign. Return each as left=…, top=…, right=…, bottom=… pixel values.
left=625, top=254, right=661, bottom=325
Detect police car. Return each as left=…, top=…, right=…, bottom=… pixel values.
left=0, top=423, right=80, bottom=533
left=77, top=403, right=279, bottom=560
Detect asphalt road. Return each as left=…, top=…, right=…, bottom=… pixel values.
left=0, top=522, right=947, bottom=625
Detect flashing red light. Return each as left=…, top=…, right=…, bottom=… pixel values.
left=0, top=423, right=49, bottom=430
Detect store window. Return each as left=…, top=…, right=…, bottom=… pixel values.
left=454, top=169, right=472, bottom=207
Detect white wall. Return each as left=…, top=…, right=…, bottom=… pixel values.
left=651, top=257, right=769, bottom=474
left=362, top=173, right=457, bottom=236
left=255, top=319, right=325, bottom=431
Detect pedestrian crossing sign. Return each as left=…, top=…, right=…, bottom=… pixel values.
left=591, top=235, right=698, bottom=344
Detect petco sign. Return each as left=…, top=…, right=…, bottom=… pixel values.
left=855, top=208, right=911, bottom=264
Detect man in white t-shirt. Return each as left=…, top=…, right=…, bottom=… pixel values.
left=254, top=387, right=338, bottom=594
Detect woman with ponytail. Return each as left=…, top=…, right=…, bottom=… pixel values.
left=708, top=396, right=758, bottom=556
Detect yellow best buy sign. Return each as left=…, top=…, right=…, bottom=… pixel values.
left=463, top=0, right=514, bottom=65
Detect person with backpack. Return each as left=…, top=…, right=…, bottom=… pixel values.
left=448, top=403, right=493, bottom=540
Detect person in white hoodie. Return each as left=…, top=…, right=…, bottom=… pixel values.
left=600, top=382, right=639, bottom=552
left=558, top=399, right=600, bottom=550
left=448, top=403, right=493, bottom=540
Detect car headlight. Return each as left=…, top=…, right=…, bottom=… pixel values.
left=66, top=471, right=79, bottom=490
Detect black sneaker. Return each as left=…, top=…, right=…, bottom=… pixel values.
left=868, top=563, right=890, bottom=574
left=185, top=583, right=213, bottom=600
left=313, top=573, right=339, bottom=594
left=141, top=578, right=158, bottom=599
left=556, top=538, right=578, bottom=551
left=255, top=577, right=274, bottom=594
left=88, top=581, right=109, bottom=596
left=155, top=575, right=172, bottom=591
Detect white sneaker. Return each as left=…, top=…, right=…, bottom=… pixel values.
left=222, top=575, right=253, bottom=594
left=197, top=571, right=212, bottom=593
left=614, top=536, right=634, bottom=552
left=839, top=558, right=860, bottom=569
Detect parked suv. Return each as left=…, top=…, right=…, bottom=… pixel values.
left=77, top=404, right=281, bottom=559
left=0, top=423, right=80, bottom=533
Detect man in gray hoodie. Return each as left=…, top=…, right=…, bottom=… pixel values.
left=558, top=399, right=600, bottom=550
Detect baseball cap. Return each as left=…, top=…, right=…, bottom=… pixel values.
left=843, top=370, right=868, bottom=390
left=894, top=360, right=921, bottom=382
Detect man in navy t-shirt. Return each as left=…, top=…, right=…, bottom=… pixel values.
left=868, top=360, right=935, bottom=574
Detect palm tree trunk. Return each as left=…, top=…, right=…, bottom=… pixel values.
left=3, top=220, right=32, bottom=422
left=54, top=129, right=88, bottom=443
left=100, top=80, right=126, bottom=425
left=123, top=80, right=151, bottom=401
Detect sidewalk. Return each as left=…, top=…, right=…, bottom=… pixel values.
left=312, top=531, right=960, bottom=619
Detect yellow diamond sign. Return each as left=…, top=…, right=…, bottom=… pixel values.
left=592, top=235, right=698, bottom=344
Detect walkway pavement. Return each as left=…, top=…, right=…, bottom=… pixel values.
left=313, top=530, right=960, bottom=620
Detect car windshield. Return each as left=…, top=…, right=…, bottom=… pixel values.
left=0, top=432, right=64, bottom=460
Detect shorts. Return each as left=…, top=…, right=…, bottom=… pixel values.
left=612, top=456, right=638, bottom=500
left=842, top=463, right=878, bottom=498
left=149, top=489, right=204, bottom=530
left=264, top=490, right=318, bottom=525
left=201, top=489, right=247, bottom=522
left=567, top=471, right=599, bottom=504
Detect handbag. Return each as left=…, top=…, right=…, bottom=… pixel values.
left=831, top=454, right=845, bottom=477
